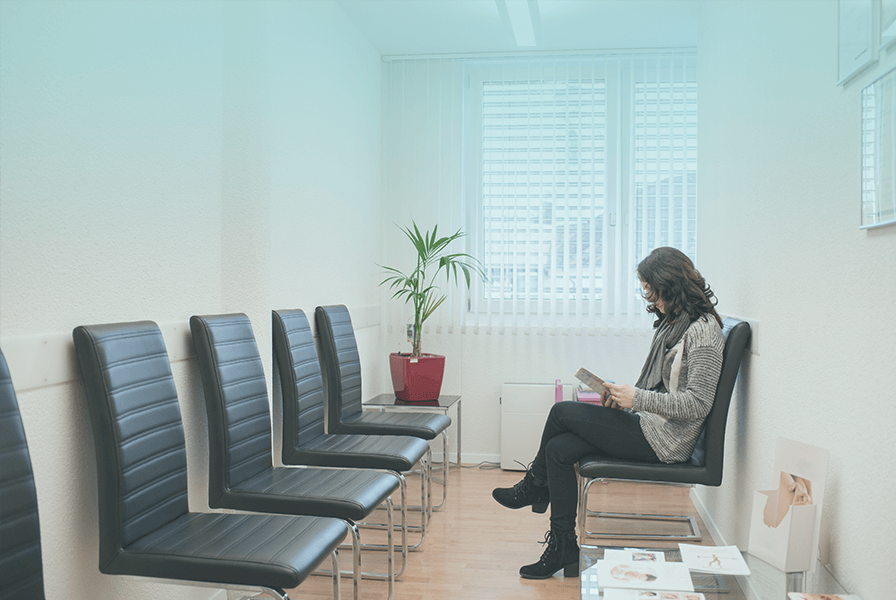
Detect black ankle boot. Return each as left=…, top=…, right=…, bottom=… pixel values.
left=492, top=467, right=550, bottom=513
left=519, top=528, right=580, bottom=579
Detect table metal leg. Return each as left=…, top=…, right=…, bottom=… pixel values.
left=456, top=399, right=461, bottom=466
left=786, top=571, right=806, bottom=596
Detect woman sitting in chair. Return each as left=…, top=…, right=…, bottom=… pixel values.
left=492, top=246, right=725, bottom=579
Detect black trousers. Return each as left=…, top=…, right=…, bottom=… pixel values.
left=530, top=402, right=659, bottom=534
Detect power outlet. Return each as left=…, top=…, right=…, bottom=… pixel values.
left=722, top=315, right=760, bottom=355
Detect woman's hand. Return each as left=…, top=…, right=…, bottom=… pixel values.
left=603, top=381, right=636, bottom=409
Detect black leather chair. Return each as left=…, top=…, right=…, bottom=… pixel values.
left=0, top=350, right=46, bottom=600
left=190, top=313, right=401, bottom=600
left=73, top=321, right=348, bottom=599
left=577, top=317, right=751, bottom=543
left=315, top=304, right=451, bottom=510
left=272, top=309, right=431, bottom=561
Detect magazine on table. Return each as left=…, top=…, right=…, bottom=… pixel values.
left=596, top=560, right=694, bottom=592
left=603, top=591, right=706, bottom=600
left=575, top=384, right=604, bottom=404
left=678, top=544, right=751, bottom=576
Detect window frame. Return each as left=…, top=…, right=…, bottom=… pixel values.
left=462, top=54, right=697, bottom=328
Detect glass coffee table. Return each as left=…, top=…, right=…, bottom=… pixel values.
left=363, top=394, right=461, bottom=511
left=364, top=393, right=461, bottom=467
left=581, top=545, right=847, bottom=600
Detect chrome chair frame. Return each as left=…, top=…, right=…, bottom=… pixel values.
left=577, top=318, right=751, bottom=544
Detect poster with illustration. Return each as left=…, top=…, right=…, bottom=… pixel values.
left=748, top=438, right=829, bottom=572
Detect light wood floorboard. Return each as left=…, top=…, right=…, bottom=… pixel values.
left=286, top=464, right=739, bottom=600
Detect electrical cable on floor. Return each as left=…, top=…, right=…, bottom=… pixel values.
left=456, top=461, right=501, bottom=470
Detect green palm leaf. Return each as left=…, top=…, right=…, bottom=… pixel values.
left=378, top=221, right=487, bottom=356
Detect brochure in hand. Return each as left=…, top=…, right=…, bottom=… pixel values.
left=575, top=367, right=608, bottom=395
left=677, top=544, right=751, bottom=576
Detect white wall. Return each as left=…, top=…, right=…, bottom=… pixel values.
left=697, top=2, right=896, bottom=599
left=0, top=1, right=383, bottom=599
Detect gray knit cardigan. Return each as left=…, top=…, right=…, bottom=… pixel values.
left=632, top=315, right=725, bottom=463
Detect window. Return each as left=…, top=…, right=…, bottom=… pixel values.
left=382, top=51, right=697, bottom=332
left=465, top=53, right=697, bottom=329
left=479, top=77, right=607, bottom=302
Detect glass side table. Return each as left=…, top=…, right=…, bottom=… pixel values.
left=364, top=394, right=462, bottom=467
left=581, top=545, right=848, bottom=600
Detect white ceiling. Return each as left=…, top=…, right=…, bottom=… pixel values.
left=335, top=0, right=704, bottom=57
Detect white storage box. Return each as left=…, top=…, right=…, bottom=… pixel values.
left=748, top=489, right=816, bottom=572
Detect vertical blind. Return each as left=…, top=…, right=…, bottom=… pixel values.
left=383, top=51, right=697, bottom=334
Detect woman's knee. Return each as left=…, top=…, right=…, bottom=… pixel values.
left=548, top=402, right=564, bottom=419
left=544, top=436, right=575, bottom=467
left=548, top=400, right=578, bottom=422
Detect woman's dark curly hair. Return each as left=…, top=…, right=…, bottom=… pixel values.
left=637, top=247, right=721, bottom=327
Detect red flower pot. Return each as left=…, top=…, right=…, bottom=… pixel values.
left=389, top=353, right=445, bottom=402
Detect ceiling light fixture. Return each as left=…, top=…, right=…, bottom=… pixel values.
left=503, top=0, right=537, bottom=47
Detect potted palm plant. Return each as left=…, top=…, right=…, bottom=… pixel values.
left=380, top=222, right=485, bottom=401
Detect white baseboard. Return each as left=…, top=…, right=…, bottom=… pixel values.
left=689, top=490, right=764, bottom=600
left=689, top=488, right=729, bottom=546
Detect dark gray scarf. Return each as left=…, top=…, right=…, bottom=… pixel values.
left=635, top=312, right=691, bottom=391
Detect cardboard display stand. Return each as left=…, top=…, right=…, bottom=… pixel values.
left=748, top=438, right=829, bottom=573
left=748, top=489, right=817, bottom=572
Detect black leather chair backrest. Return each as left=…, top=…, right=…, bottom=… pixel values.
left=190, top=314, right=274, bottom=504
left=73, top=322, right=190, bottom=571
left=698, top=317, right=751, bottom=484
left=314, top=305, right=363, bottom=429
left=578, top=317, right=750, bottom=487
left=0, top=350, right=46, bottom=600
left=271, top=309, right=329, bottom=463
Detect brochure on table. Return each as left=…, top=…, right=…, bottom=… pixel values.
left=787, top=594, right=862, bottom=600
left=748, top=438, right=829, bottom=572
left=678, top=543, right=751, bottom=576
left=604, top=549, right=666, bottom=563
left=595, top=560, right=694, bottom=592
left=604, top=591, right=706, bottom=600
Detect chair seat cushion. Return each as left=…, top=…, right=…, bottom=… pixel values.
left=334, top=411, right=451, bottom=439
left=578, top=451, right=719, bottom=487
left=108, top=512, right=346, bottom=590
left=286, top=434, right=430, bottom=472
left=219, top=466, right=398, bottom=521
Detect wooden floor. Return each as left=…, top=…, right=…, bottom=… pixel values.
left=287, top=464, right=731, bottom=600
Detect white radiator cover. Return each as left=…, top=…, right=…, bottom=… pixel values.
left=499, top=383, right=574, bottom=470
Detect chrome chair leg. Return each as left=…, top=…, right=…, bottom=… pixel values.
left=358, top=471, right=409, bottom=578
left=579, top=477, right=702, bottom=543
left=348, top=498, right=396, bottom=600
left=431, top=430, right=448, bottom=510
left=389, top=454, right=429, bottom=549
left=242, top=588, right=289, bottom=600
left=331, top=549, right=341, bottom=600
